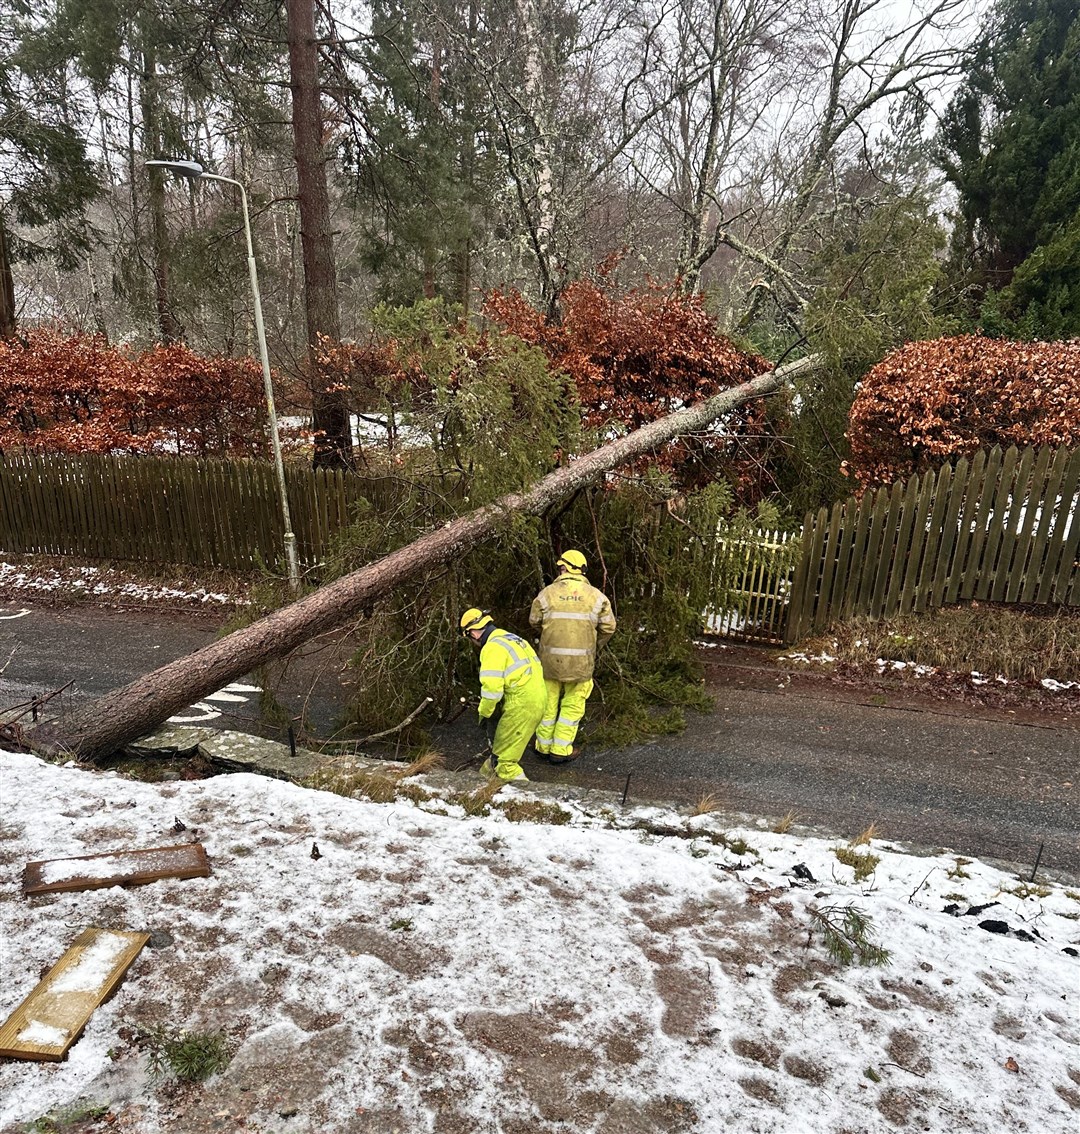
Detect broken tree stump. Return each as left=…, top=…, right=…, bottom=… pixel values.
left=0, top=927, right=150, bottom=1061
left=21, top=842, right=211, bottom=896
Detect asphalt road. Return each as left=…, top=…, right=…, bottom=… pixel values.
left=2, top=601, right=1078, bottom=881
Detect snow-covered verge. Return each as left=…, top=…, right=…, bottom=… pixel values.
left=778, top=647, right=1080, bottom=693
left=1, top=750, right=1077, bottom=1134
left=0, top=561, right=247, bottom=607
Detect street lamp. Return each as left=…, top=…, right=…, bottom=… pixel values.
left=146, top=158, right=301, bottom=593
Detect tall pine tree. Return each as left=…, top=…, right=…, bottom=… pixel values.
left=938, top=0, right=1080, bottom=338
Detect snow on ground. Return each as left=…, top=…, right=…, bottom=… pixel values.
left=777, top=647, right=1080, bottom=697
left=0, top=562, right=244, bottom=606
left=1, top=750, right=1078, bottom=1134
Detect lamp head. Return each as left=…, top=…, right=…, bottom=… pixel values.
left=145, top=159, right=205, bottom=179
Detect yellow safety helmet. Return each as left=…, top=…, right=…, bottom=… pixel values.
left=459, top=607, right=493, bottom=635
left=557, top=549, right=587, bottom=574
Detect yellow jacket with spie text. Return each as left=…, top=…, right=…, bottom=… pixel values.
left=529, top=573, right=616, bottom=683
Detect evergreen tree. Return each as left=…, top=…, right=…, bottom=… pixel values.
left=938, top=0, right=1080, bottom=338
left=784, top=186, right=955, bottom=513
left=0, top=1, right=99, bottom=336
left=346, top=0, right=498, bottom=310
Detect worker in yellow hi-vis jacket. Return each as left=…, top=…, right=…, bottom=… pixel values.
left=460, top=608, right=546, bottom=783
left=530, top=549, right=616, bottom=763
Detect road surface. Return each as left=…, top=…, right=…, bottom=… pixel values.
left=2, top=601, right=1077, bottom=880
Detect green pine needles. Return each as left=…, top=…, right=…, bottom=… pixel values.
left=809, top=903, right=891, bottom=967
left=141, top=1026, right=229, bottom=1082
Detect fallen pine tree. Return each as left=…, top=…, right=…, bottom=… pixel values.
left=27, top=354, right=818, bottom=762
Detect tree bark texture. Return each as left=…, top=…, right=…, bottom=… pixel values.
left=28, top=355, right=817, bottom=761
left=0, top=215, right=16, bottom=338
left=286, top=0, right=353, bottom=471
left=140, top=42, right=183, bottom=345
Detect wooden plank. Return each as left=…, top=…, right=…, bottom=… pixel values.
left=38, top=453, right=60, bottom=556
left=51, top=457, right=74, bottom=556
left=97, top=455, right=118, bottom=560
left=0, top=927, right=149, bottom=1062
left=204, top=459, right=227, bottom=568
left=853, top=486, right=889, bottom=615
left=1002, top=446, right=1050, bottom=604
left=971, top=442, right=1021, bottom=603
left=1020, top=447, right=1071, bottom=603
left=868, top=481, right=905, bottom=618
left=939, top=453, right=977, bottom=606
left=951, top=447, right=998, bottom=604
left=783, top=514, right=817, bottom=643
left=24, top=454, right=49, bottom=554
left=879, top=474, right=920, bottom=619
left=804, top=507, right=831, bottom=634
left=1047, top=478, right=1080, bottom=605
left=899, top=469, right=937, bottom=616
left=813, top=501, right=842, bottom=626
left=22, top=842, right=210, bottom=896
left=83, top=455, right=102, bottom=559
left=839, top=492, right=874, bottom=621
left=145, top=458, right=171, bottom=564
left=763, top=530, right=793, bottom=642
left=989, top=442, right=1030, bottom=607
left=0, top=456, right=26, bottom=553
left=915, top=462, right=953, bottom=613
left=1036, top=448, right=1080, bottom=604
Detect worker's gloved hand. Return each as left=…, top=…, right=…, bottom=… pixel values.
left=480, top=716, right=496, bottom=749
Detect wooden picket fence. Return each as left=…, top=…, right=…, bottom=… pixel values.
left=706, top=527, right=801, bottom=643
left=3, top=447, right=1077, bottom=639
left=0, top=452, right=446, bottom=572
left=784, top=444, right=1080, bottom=642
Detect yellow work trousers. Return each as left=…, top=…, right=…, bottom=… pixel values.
left=534, top=678, right=593, bottom=757
left=482, top=676, right=547, bottom=781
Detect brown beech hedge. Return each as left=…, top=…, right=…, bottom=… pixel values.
left=847, top=335, right=1080, bottom=488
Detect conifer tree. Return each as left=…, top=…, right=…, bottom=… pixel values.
left=938, top=0, right=1080, bottom=337
left=0, top=1, right=99, bottom=336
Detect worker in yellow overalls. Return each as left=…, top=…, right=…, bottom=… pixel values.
left=530, top=549, right=616, bottom=763
left=460, top=608, right=546, bottom=783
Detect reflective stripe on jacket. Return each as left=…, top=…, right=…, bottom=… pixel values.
left=477, top=629, right=544, bottom=718
left=529, top=574, right=616, bottom=683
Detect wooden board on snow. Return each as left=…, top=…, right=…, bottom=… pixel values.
left=22, top=842, right=211, bottom=896
left=0, top=926, right=150, bottom=1061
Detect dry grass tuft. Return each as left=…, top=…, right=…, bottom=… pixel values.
left=455, top=777, right=504, bottom=816
left=771, top=810, right=797, bottom=834
left=304, top=760, right=400, bottom=804
left=690, top=792, right=721, bottom=816
left=833, top=846, right=881, bottom=882
left=826, top=606, right=1080, bottom=683
left=401, top=750, right=445, bottom=778
left=851, top=823, right=879, bottom=846
left=497, top=799, right=572, bottom=825
left=396, top=782, right=436, bottom=804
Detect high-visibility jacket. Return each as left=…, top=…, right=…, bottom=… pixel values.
left=477, top=629, right=544, bottom=719
left=529, top=572, right=616, bottom=683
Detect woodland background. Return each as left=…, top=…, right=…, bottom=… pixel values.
left=2, top=0, right=1078, bottom=505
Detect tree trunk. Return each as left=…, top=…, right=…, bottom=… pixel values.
left=515, top=0, right=560, bottom=319
left=27, top=355, right=817, bottom=762
left=0, top=214, right=16, bottom=339
left=286, top=0, right=353, bottom=471
left=140, top=39, right=183, bottom=345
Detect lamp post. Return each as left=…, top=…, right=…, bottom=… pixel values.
left=146, top=159, right=300, bottom=593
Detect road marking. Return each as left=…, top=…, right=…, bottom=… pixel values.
left=0, top=609, right=30, bottom=620
left=167, top=702, right=222, bottom=724
left=167, top=682, right=261, bottom=724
